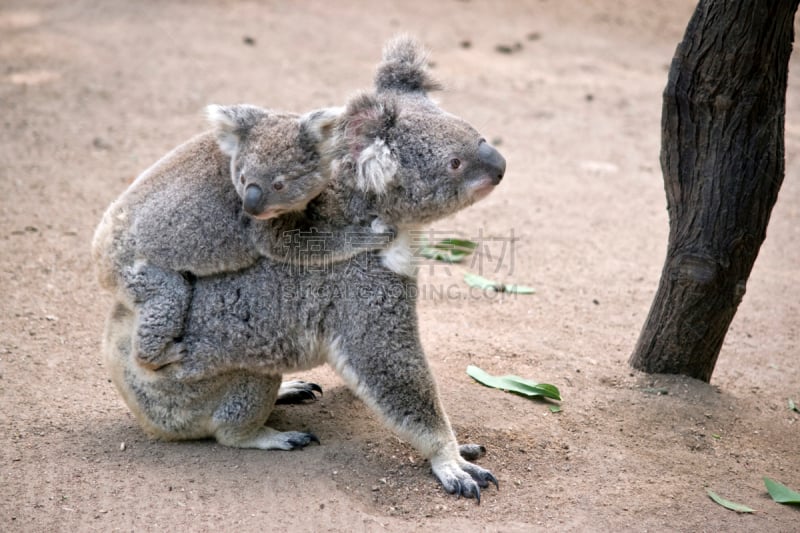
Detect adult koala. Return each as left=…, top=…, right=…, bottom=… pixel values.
left=100, top=36, right=506, bottom=502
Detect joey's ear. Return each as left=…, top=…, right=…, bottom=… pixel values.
left=299, top=107, right=343, bottom=147
left=374, top=34, right=442, bottom=95
left=340, top=93, right=399, bottom=194
left=205, top=104, right=266, bottom=156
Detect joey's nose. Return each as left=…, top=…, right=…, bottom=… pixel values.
left=478, top=140, right=506, bottom=184
left=243, top=184, right=263, bottom=215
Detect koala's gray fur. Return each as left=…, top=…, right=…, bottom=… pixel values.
left=92, top=106, right=389, bottom=370
left=98, top=36, right=506, bottom=502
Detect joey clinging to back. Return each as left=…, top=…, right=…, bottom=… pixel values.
left=311, top=35, right=507, bottom=234
left=91, top=105, right=363, bottom=371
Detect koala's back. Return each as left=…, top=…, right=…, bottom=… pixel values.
left=92, top=132, right=258, bottom=287
left=168, top=249, right=410, bottom=377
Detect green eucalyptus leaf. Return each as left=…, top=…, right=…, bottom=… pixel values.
left=505, top=284, right=536, bottom=294
left=463, top=273, right=503, bottom=290
left=419, top=238, right=477, bottom=263
left=706, top=489, right=755, bottom=513
left=467, top=365, right=561, bottom=401
left=463, top=273, right=535, bottom=294
left=764, top=477, right=800, bottom=504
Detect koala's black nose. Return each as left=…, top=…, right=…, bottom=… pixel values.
left=478, top=140, right=506, bottom=184
left=243, top=184, right=263, bottom=215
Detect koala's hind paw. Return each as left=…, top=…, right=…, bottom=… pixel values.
left=458, top=443, right=487, bottom=461
left=432, top=459, right=498, bottom=504
left=275, top=380, right=323, bottom=404
left=281, top=431, right=321, bottom=450
left=216, top=426, right=320, bottom=450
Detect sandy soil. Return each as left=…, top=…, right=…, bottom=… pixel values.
left=1, top=1, right=799, bottom=531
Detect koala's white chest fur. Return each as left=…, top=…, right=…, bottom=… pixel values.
left=380, top=229, right=417, bottom=278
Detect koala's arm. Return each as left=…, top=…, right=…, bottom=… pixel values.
left=248, top=213, right=396, bottom=266
left=330, top=277, right=498, bottom=501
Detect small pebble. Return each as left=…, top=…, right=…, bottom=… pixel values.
left=495, top=42, right=523, bottom=54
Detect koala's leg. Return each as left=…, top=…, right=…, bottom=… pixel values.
left=122, top=262, right=193, bottom=370
left=211, top=373, right=320, bottom=450
left=329, top=335, right=498, bottom=502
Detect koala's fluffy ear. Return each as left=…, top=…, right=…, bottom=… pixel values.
left=374, top=35, right=442, bottom=95
left=299, top=107, right=343, bottom=148
left=339, top=93, right=399, bottom=194
left=205, top=104, right=266, bottom=156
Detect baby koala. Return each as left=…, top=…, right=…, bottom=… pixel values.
left=217, top=105, right=330, bottom=220
left=92, top=104, right=392, bottom=371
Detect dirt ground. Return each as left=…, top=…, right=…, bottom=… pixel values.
left=1, top=0, right=799, bottom=531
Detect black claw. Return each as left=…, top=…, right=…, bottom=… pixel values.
left=464, top=482, right=481, bottom=504
left=300, top=389, right=317, bottom=401
left=472, top=472, right=493, bottom=489
left=463, top=463, right=499, bottom=491
left=443, top=476, right=486, bottom=503
left=275, top=393, right=302, bottom=405
left=275, top=382, right=323, bottom=404
left=307, top=433, right=320, bottom=445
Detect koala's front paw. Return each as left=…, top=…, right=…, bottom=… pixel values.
left=431, top=457, right=498, bottom=504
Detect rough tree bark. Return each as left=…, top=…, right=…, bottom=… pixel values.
left=630, top=0, right=799, bottom=382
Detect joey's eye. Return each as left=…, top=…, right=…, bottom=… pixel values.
left=273, top=181, right=284, bottom=191
left=449, top=158, right=461, bottom=170
left=239, top=174, right=246, bottom=184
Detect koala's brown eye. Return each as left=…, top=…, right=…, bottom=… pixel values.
left=273, top=181, right=284, bottom=191
left=239, top=174, right=246, bottom=184
left=449, top=158, right=461, bottom=170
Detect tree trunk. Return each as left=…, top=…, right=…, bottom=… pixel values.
left=629, top=0, right=799, bottom=382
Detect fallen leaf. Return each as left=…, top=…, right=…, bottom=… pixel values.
left=467, top=365, right=561, bottom=401
left=706, top=489, right=755, bottom=513
left=764, top=477, right=800, bottom=504
left=463, top=273, right=535, bottom=294
left=419, top=238, right=477, bottom=263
